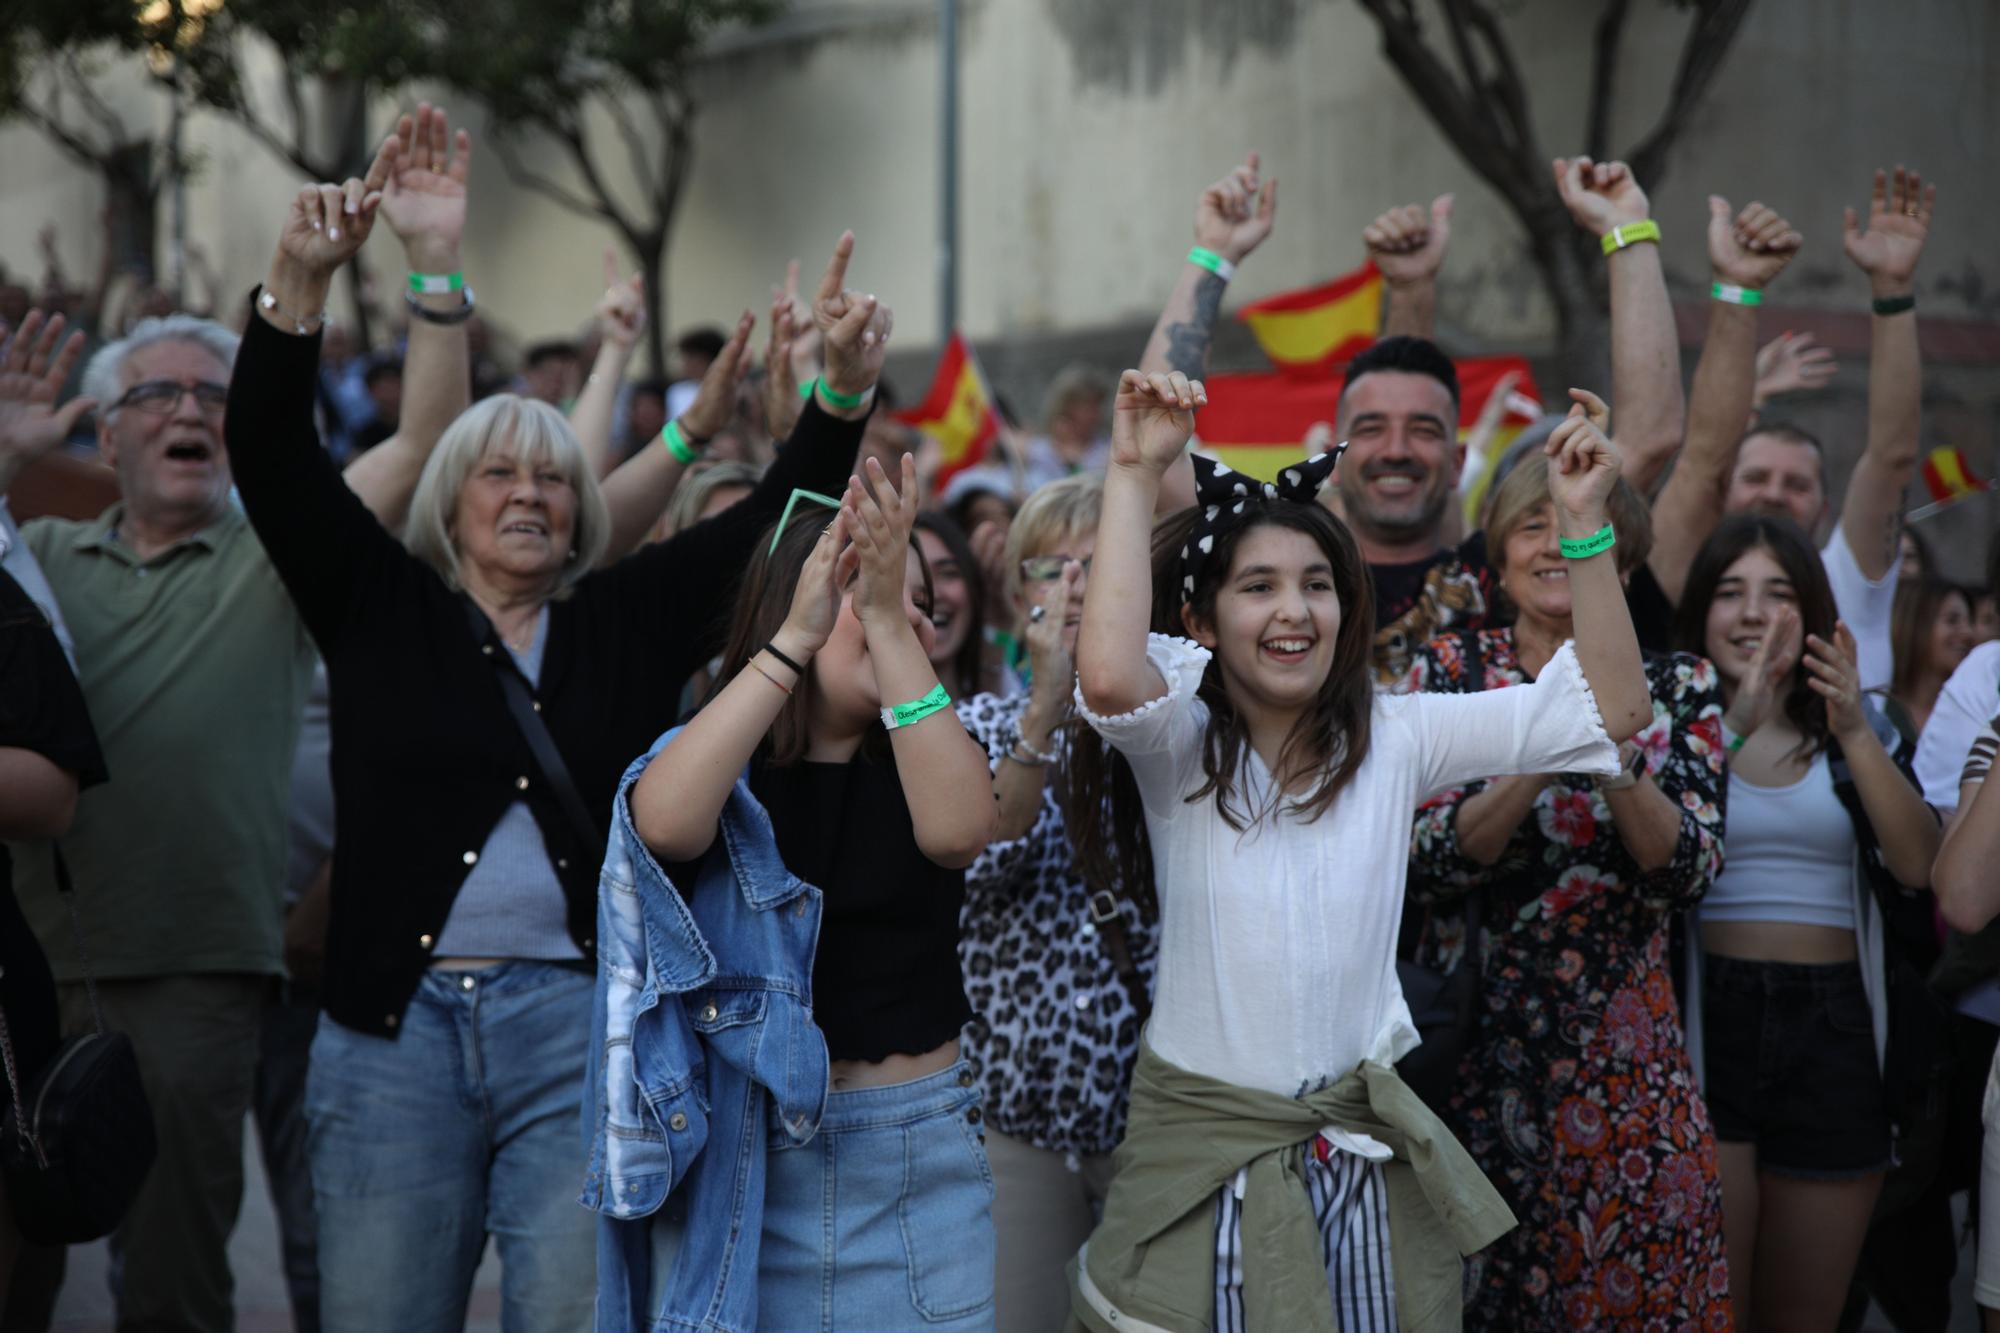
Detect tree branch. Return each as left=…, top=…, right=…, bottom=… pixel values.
left=486, top=131, right=621, bottom=226
left=1586, top=0, right=1632, bottom=163
left=601, top=91, right=661, bottom=202
left=1624, top=0, right=1753, bottom=189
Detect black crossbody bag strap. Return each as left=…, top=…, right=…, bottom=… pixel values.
left=461, top=599, right=602, bottom=852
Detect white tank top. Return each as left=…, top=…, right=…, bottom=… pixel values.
left=1704, top=752, right=1856, bottom=930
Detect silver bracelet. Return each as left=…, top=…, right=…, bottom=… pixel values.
left=257, top=287, right=325, bottom=336
left=1008, top=732, right=1058, bottom=766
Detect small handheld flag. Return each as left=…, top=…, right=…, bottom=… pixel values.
left=1908, top=446, right=1992, bottom=523
left=894, top=332, right=1003, bottom=493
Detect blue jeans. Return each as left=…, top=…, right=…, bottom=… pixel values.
left=306, top=962, right=597, bottom=1333
left=756, top=1060, right=997, bottom=1330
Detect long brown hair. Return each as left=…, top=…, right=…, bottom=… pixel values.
left=1061, top=502, right=1377, bottom=908
left=1889, top=576, right=1969, bottom=701
left=708, top=505, right=934, bottom=767
left=1673, top=514, right=1835, bottom=760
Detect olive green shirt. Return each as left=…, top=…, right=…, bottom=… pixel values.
left=1068, top=1044, right=1515, bottom=1333
left=13, top=504, right=314, bottom=980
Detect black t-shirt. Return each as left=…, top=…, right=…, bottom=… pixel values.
left=0, top=567, right=108, bottom=1079
left=1369, top=532, right=1496, bottom=687
left=1624, top=562, right=1677, bottom=656
left=748, top=752, right=971, bottom=1064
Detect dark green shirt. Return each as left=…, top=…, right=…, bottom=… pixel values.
left=14, top=504, right=313, bottom=980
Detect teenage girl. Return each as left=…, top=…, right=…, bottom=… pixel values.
left=627, top=454, right=1000, bottom=1327
left=1063, top=369, right=1654, bottom=1332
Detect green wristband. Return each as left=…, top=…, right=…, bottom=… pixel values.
left=1558, top=523, right=1617, bottom=560
left=1186, top=246, right=1237, bottom=281
left=661, top=419, right=701, bottom=465
left=1711, top=281, right=1762, bottom=307
left=408, top=271, right=465, bottom=295
left=1872, top=293, right=1916, bottom=317
left=881, top=683, right=952, bottom=731
left=797, top=377, right=815, bottom=400
left=815, top=378, right=869, bottom=411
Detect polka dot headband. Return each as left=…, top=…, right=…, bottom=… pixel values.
left=1179, top=446, right=1345, bottom=598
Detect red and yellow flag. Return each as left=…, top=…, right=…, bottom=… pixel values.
left=1237, top=262, right=1383, bottom=378
left=1195, top=356, right=1541, bottom=484
left=895, top=332, right=1003, bottom=491
left=1921, top=447, right=1990, bottom=504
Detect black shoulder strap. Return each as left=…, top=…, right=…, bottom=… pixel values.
left=461, top=598, right=603, bottom=853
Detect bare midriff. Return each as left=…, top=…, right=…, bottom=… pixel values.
left=1701, top=920, right=1858, bottom=965
left=828, top=1038, right=960, bottom=1092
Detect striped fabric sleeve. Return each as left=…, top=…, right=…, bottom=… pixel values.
left=1963, top=719, right=2000, bottom=788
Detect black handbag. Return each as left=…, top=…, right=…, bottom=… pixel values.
left=0, top=848, right=157, bottom=1244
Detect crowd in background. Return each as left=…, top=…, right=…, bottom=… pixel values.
left=0, top=100, right=1996, bottom=1333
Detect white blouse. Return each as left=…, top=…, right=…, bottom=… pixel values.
left=1076, top=633, right=1619, bottom=1102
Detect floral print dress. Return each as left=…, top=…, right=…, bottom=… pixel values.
left=1406, top=629, right=1732, bottom=1330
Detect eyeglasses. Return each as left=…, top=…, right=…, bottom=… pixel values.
left=113, top=379, right=230, bottom=417
left=1019, top=555, right=1091, bottom=583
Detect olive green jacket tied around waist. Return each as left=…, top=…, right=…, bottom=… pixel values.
left=1067, top=1044, right=1515, bottom=1333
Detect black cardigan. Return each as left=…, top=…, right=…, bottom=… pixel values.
left=224, top=314, right=864, bottom=1036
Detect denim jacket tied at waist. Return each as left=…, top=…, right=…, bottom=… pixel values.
left=582, top=727, right=829, bottom=1333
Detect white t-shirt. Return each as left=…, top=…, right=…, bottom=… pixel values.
left=1075, top=633, right=1618, bottom=1102
left=1821, top=521, right=1899, bottom=694
left=1916, top=641, right=2000, bottom=815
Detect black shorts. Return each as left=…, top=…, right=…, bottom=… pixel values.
left=1701, top=954, right=1893, bottom=1180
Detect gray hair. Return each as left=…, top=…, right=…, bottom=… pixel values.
left=1040, top=362, right=1113, bottom=430
left=663, top=459, right=761, bottom=537
left=404, top=395, right=611, bottom=597
left=81, top=315, right=241, bottom=409
left=1003, top=472, right=1103, bottom=604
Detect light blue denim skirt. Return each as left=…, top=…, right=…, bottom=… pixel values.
left=758, top=1059, right=996, bottom=1330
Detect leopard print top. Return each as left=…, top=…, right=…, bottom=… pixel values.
left=955, top=691, right=1159, bottom=1156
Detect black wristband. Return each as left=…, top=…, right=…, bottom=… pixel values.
left=405, top=287, right=477, bottom=326
left=762, top=641, right=805, bottom=676
left=1872, top=293, right=1916, bottom=317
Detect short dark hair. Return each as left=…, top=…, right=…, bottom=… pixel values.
left=362, top=356, right=403, bottom=388
left=630, top=377, right=670, bottom=404
left=1340, top=336, right=1460, bottom=409
left=675, top=327, right=727, bottom=361
left=1741, top=420, right=1827, bottom=483
left=523, top=340, right=578, bottom=370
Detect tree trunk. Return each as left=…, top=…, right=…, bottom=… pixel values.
left=343, top=254, right=375, bottom=351
left=633, top=232, right=667, bottom=382
left=101, top=140, right=160, bottom=279
left=1523, top=208, right=1613, bottom=397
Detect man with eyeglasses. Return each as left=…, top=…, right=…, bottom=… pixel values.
left=0, top=110, right=471, bottom=1333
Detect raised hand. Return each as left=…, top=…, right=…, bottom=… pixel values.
left=845, top=454, right=920, bottom=628
left=1804, top=622, right=1868, bottom=741
left=1754, top=331, right=1835, bottom=406
left=1363, top=195, right=1453, bottom=287
left=378, top=104, right=472, bottom=272
left=1722, top=603, right=1802, bottom=738
left=1023, top=560, right=1083, bottom=695
left=1194, top=152, right=1278, bottom=265
left=1544, top=393, right=1622, bottom=524
left=812, top=232, right=891, bottom=402
left=762, top=289, right=804, bottom=444
left=1553, top=156, right=1650, bottom=238
left=1111, top=369, right=1204, bottom=473
left=677, top=310, right=755, bottom=443
left=278, top=135, right=399, bottom=277
left=0, top=311, right=96, bottom=474
left=1843, top=166, right=1934, bottom=294
left=777, top=507, right=855, bottom=657
left=595, top=249, right=647, bottom=351
left=1706, top=196, right=1803, bottom=291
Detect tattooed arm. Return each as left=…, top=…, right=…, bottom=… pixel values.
left=1139, top=153, right=1276, bottom=511
left=1839, top=165, right=1934, bottom=580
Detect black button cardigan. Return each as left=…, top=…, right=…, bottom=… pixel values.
left=224, top=313, right=865, bottom=1036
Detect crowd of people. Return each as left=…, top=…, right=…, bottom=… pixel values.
left=0, top=100, right=1994, bottom=1333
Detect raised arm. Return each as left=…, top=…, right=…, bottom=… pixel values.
left=0, top=311, right=97, bottom=498
left=1647, top=196, right=1803, bottom=604
left=1838, top=165, right=1933, bottom=581
left=990, top=564, right=1082, bottom=841
left=594, top=309, right=753, bottom=562
left=1139, top=154, right=1274, bottom=514
left=629, top=512, right=854, bottom=863
left=1751, top=331, right=1835, bottom=416
left=1808, top=622, right=1940, bottom=886
left=340, top=105, right=474, bottom=533
left=846, top=455, right=996, bottom=867
left=569, top=251, right=647, bottom=480
left=1552, top=157, right=1681, bottom=495
left=1545, top=406, right=1651, bottom=740
left=1364, top=194, right=1451, bottom=341
left=1078, top=370, right=1203, bottom=718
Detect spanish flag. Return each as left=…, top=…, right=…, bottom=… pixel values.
left=1195, top=355, right=1541, bottom=484
left=895, top=332, right=1002, bottom=490
left=1909, top=446, right=1993, bottom=522
left=1237, top=263, right=1384, bottom=378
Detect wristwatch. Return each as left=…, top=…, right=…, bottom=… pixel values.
left=1594, top=744, right=1646, bottom=793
